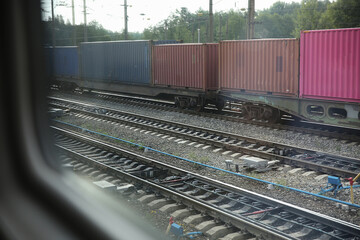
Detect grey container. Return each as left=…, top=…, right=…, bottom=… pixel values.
left=80, top=40, right=152, bottom=85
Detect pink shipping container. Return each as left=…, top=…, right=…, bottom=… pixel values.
left=219, top=39, right=299, bottom=96
left=300, top=28, right=360, bottom=102
left=152, top=43, right=218, bottom=91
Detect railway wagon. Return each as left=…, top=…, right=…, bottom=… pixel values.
left=218, top=39, right=300, bottom=122
left=300, top=28, right=360, bottom=127
left=218, top=30, right=360, bottom=129
left=54, top=40, right=217, bottom=106
left=152, top=43, right=219, bottom=109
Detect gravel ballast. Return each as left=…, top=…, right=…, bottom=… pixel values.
left=52, top=92, right=360, bottom=159
left=54, top=112, right=360, bottom=225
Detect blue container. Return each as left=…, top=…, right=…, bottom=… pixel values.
left=47, top=46, right=79, bottom=78
left=43, top=47, right=54, bottom=78
left=80, top=40, right=152, bottom=85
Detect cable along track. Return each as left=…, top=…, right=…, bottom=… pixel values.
left=53, top=125, right=360, bottom=240
left=49, top=97, right=360, bottom=178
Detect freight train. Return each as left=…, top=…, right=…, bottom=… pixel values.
left=46, top=28, right=360, bottom=130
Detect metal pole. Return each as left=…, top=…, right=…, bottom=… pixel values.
left=209, top=0, right=214, bottom=42
left=83, top=0, right=87, bottom=41
left=219, top=14, right=222, bottom=41
left=51, top=0, right=55, bottom=47
left=226, top=16, right=228, bottom=39
left=72, top=0, right=76, bottom=45
left=124, top=0, right=128, bottom=40
left=197, top=29, right=200, bottom=43
left=247, top=0, right=255, bottom=39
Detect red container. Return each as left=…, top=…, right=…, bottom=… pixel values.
left=219, top=39, right=299, bottom=96
left=152, top=43, right=218, bottom=91
left=300, top=28, right=360, bottom=102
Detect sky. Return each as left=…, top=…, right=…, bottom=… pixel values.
left=42, top=0, right=302, bottom=33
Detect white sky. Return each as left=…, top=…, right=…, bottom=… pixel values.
left=42, top=0, right=302, bottom=33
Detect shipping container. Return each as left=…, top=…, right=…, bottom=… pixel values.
left=300, top=28, right=360, bottom=103
left=153, top=40, right=182, bottom=45
left=46, top=46, right=79, bottom=78
left=80, top=40, right=152, bottom=85
left=219, top=39, right=299, bottom=96
left=152, top=43, right=218, bottom=90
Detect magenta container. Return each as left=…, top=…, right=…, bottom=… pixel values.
left=300, top=28, right=360, bottom=102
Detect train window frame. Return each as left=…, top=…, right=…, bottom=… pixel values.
left=0, top=1, right=160, bottom=239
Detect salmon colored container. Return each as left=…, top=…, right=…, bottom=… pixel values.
left=152, top=43, right=218, bottom=90
left=219, top=39, right=299, bottom=96
left=300, top=28, right=360, bottom=102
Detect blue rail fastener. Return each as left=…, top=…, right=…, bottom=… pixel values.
left=170, top=223, right=202, bottom=239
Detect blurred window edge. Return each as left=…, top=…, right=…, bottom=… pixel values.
left=0, top=1, right=159, bottom=239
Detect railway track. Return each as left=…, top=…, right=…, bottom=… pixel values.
left=53, top=125, right=360, bottom=240
left=49, top=96, right=360, bottom=178
left=55, top=90, right=360, bottom=143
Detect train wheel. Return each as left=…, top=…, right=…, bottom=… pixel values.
left=194, top=96, right=205, bottom=112
left=216, top=99, right=225, bottom=111
left=268, top=109, right=281, bottom=123
left=241, top=106, right=252, bottom=120
left=194, top=104, right=204, bottom=112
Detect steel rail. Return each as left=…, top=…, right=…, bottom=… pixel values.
left=53, top=125, right=360, bottom=240
left=74, top=91, right=360, bottom=142
left=49, top=97, right=360, bottom=178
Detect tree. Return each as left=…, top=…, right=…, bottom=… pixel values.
left=254, top=1, right=300, bottom=38
left=292, top=0, right=330, bottom=37
left=319, top=0, right=360, bottom=29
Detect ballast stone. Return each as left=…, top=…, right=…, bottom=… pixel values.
left=240, top=156, right=268, bottom=169
left=93, top=180, right=116, bottom=191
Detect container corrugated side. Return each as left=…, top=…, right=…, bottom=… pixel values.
left=219, top=39, right=299, bottom=96
left=300, top=28, right=360, bottom=102
left=152, top=44, right=218, bottom=90
left=153, top=40, right=182, bottom=45
left=206, top=43, right=219, bottom=90
left=80, top=40, right=152, bottom=85
left=47, top=46, right=79, bottom=78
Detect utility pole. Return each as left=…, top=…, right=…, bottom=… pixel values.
left=247, top=0, right=255, bottom=39
left=209, top=0, right=214, bottom=42
left=197, top=29, right=200, bottom=43
left=51, top=0, right=55, bottom=47
left=206, top=23, right=208, bottom=42
left=219, top=14, right=222, bottom=41
left=72, top=0, right=76, bottom=45
left=124, top=0, right=128, bottom=40
left=226, top=16, right=229, bottom=39
left=83, top=0, right=87, bottom=41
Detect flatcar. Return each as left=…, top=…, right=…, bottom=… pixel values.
left=47, top=28, right=360, bottom=130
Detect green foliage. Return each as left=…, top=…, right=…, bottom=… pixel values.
left=292, top=0, right=330, bottom=37
left=319, top=0, right=360, bottom=29
left=44, top=0, right=360, bottom=45
left=255, top=2, right=300, bottom=38
left=42, top=16, right=134, bottom=46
